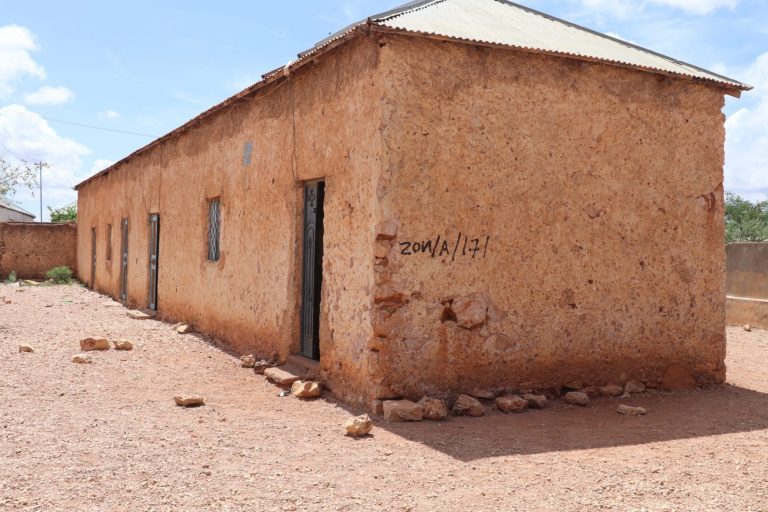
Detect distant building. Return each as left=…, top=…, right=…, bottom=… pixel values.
left=75, top=0, right=750, bottom=408
left=0, top=197, right=35, bottom=222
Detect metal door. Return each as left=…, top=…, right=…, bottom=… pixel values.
left=90, top=227, right=96, bottom=289
left=300, top=182, right=325, bottom=360
left=148, top=214, right=160, bottom=311
left=119, top=218, right=129, bottom=301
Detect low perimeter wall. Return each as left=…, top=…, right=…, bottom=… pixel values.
left=0, top=222, right=78, bottom=280
left=726, top=242, right=768, bottom=329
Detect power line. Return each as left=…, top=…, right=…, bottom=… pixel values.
left=4, top=108, right=158, bottom=138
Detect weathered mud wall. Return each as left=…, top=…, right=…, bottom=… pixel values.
left=76, top=35, right=382, bottom=404
left=371, top=35, right=727, bottom=400
left=726, top=243, right=768, bottom=328
left=0, top=222, right=77, bottom=279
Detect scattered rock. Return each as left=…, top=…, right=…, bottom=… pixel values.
left=617, top=404, right=647, bottom=416
left=383, top=400, right=424, bottom=422
left=495, top=394, right=529, bottom=413
left=599, top=384, right=624, bottom=397
left=176, top=324, right=193, bottom=334
left=71, top=354, right=92, bottom=364
left=468, top=388, right=497, bottom=400
left=345, top=414, right=373, bottom=437
left=522, top=394, right=548, bottom=409
left=624, top=380, right=646, bottom=394
left=564, top=391, right=589, bottom=406
left=18, top=345, right=34, bottom=353
left=743, top=324, right=752, bottom=332
left=661, top=365, right=697, bottom=391
left=79, top=337, right=110, bottom=351
left=240, top=355, right=256, bottom=368
left=291, top=380, right=322, bottom=399
left=417, top=397, right=449, bottom=420
left=253, top=360, right=275, bottom=375
left=452, top=394, right=485, bottom=417
left=264, top=366, right=301, bottom=387
left=3, top=298, right=11, bottom=304
left=127, top=310, right=154, bottom=320
left=112, top=340, right=133, bottom=351
left=370, top=399, right=385, bottom=415
left=174, top=395, right=205, bottom=407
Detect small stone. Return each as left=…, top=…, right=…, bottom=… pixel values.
left=452, top=394, right=485, bottom=417
left=345, top=414, right=373, bottom=437
left=468, top=388, right=497, bottom=400
left=18, top=345, right=34, bottom=353
left=79, top=337, right=110, bottom=351
left=383, top=400, right=424, bottom=422
left=291, top=380, right=322, bottom=399
left=495, top=394, right=529, bottom=413
left=3, top=299, right=10, bottom=304
left=617, top=404, right=647, bottom=416
left=176, top=324, right=193, bottom=334
left=253, top=360, right=275, bottom=375
left=417, top=397, right=449, bottom=420
left=624, top=380, right=646, bottom=394
left=743, top=324, right=752, bottom=332
left=71, top=354, right=92, bottom=364
left=174, top=395, right=205, bottom=407
left=113, top=340, right=133, bottom=351
left=240, top=355, right=256, bottom=368
left=564, top=391, right=589, bottom=406
left=599, top=384, right=624, bottom=397
left=126, top=310, right=154, bottom=320
left=522, top=394, right=548, bottom=409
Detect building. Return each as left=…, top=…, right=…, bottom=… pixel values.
left=0, top=197, right=35, bottom=222
left=75, top=0, right=750, bottom=407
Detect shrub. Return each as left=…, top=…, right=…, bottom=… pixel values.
left=46, top=266, right=73, bottom=284
left=4, top=271, right=17, bottom=283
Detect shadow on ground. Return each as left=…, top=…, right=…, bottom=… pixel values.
left=368, top=385, right=768, bottom=461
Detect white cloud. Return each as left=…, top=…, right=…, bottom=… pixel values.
left=578, top=0, right=739, bottom=17
left=0, top=104, right=90, bottom=219
left=98, top=109, right=120, bottom=119
left=647, top=0, right=739, bottom=15
left=23, top=85, right=74, bottom=105
left=0, top=25, right=46, bottom=98
left=91, top=159, right=115, bottom=172
left=725, top=52, right=768, bottom=201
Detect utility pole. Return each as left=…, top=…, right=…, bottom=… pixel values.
left=34, top=161, right=49, bottom=222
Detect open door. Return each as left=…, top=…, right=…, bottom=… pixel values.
left=90, top=227, right=96, bottom=289
left=119, top=218, right=129, bottom=302
left=148, top=214, right=159, bottom=311
left=300, top=181, right=325, bottom=361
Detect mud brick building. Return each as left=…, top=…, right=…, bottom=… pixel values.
left=75, top=0, right=750, bottom=407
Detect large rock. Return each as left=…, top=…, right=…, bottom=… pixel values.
left=617, top=404, right=647, bottom=416
left=383, top=400, right=424, bottom=422
left=452, top=394, right=485, bottom=417
left=176, top=324, right=193, bottom=334
left=417, top=397, right=449, bottom=420
left=523, top=394, right=548, bottom=409
left=71, top=354, right=92, bottom=364
left=345, top=414, right=373, bottom=437
left=291, top=380, right=322, bottom=399
left=18, top=345, right=34, bottom=353
left=564, top=391, right=589, bottom=406
left=495, top=395, right=529, bottom=413
left=113, top=340, right=134, bottom=351
left=253, top=360, right=275, bottom=375
left=126, top=310, right=154, bottom=320
left=264, top=366, right=301, bottom=387
left=174, top=395, right=205, bottom=407
left=80, top=337, right=110, bottom=351
left=240, top=355, right=256, bottom=368
left=661, top=365, right=697, bottom=390
left=624, top=380, right=646, bottom=394
left=599, top=384, right=624, bottom=397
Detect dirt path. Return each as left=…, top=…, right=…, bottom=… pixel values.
left=1, top=283, right=767, bottom=511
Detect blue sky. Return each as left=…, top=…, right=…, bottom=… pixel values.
left=1, top=0, right=766, bottom=220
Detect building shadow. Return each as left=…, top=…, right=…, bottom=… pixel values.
left=367, top=384, right=768, bottom=462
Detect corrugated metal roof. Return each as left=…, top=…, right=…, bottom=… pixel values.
left=370, top=0, right=749, bottom=90
left=0, top=197, right=35, bottom=218
left=76, top=0, right=750, bottom=190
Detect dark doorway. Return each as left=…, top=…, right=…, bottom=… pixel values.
left=148, top=214, right=160, bottom=311
left=119, top=218, right=129, bottom=302
left=90, top=227, right=96, bottom=289
left=300, top=181, right=325, bottom=361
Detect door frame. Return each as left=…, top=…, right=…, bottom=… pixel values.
left=119, top=218, right=129, bottom=302
left=90, top=227, right=96, bottom=289
left=148, top=213, right=160, bottom=311
left=299, top=180, right=325, bottom=361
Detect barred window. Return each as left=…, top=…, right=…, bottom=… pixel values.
left=207, top=198, right=221, bottom=262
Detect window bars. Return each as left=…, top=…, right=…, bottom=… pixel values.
left=208, top=198, right=221, bottom=261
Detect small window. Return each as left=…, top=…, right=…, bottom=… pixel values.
left=207, top=198, right=221, bottom=261
left=106, top=224, right=112, bottom=261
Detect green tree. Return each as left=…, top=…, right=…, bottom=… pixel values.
left=47, top=204, right=77, bottom=223
left=725, top=192, right=768, bottom=243
left=0, top=154, right=37, bottom=197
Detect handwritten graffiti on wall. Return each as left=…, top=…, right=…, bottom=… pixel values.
left=400, top=233, right=491, bottom=261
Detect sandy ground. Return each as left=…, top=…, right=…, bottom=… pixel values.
left=1, top=283, right=767, bottom=512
